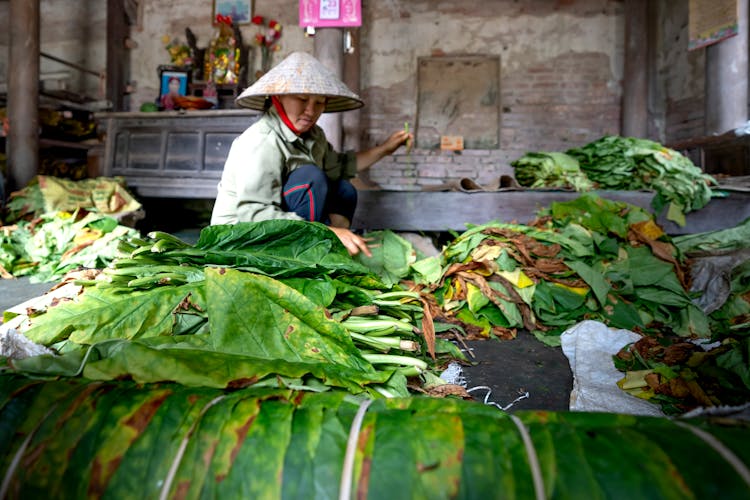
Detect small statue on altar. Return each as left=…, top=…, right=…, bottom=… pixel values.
left=206, top=15, right=240, bottom=85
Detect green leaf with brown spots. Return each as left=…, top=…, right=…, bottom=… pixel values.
left=206, top=268, right=383, bottom=385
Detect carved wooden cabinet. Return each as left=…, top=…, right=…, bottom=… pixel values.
left=97, top=110, right=259, bottom=198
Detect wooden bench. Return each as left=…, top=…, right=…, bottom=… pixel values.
left=351, top=189, right=750, bottom=235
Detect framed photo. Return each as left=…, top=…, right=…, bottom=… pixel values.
left=158, top=66, right=190, bottom=109
left=299, top=0, right=361, bottom=27
left=213, top=0, right=253, bottom=24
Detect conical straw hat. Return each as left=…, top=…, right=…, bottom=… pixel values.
left=236, top=51, right=364, bottom=113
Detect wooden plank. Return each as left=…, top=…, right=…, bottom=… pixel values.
left=351, top=189, right=750, bottom=235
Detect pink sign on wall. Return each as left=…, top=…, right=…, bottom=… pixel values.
left=299, top=0, right=362, bottom=28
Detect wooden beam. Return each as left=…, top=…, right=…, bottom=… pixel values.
left=314, top=29, right=344, bottom=150
left=7, top=0, right=40, bottom=192
left=350, top=189, right=750, bottom=235
left=622, top=0, right=649, bottom=138
left=106, top=0, right=129, bottom=111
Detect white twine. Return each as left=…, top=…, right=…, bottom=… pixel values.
left=674, top=421, right=750, bottom=488
left=442, top=362, right=530, bottom=411
left=159, top=394, right=227, bottom=500
left=0, top=401, right=63, bottom=498
left=466, top=385, right=530, bottom=411
left=0, top=383, right=84, bottom=498
left=509, top=414, right=546, bottom=500
left=339, top=398, right=374, bottom=500
left=439, top=361, right=467, bottom=387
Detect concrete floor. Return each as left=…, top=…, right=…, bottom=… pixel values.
left=1, top=277, right=54, bottom=312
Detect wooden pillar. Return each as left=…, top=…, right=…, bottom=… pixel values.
left=705, top=0, right=749, bottom=135
left=622, top=0, right=649, bottom=138
left=314, top=28, right=344, bottom=150
left=107, top=0, right=128, bottom=111
left=342, top=29, right=361, bottom=152
left=646, top=0, right=664, bottom=140
left=7, top=0, right=40, bottom=192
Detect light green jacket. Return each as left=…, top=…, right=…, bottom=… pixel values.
left=211, top=110, right=357, bottom=224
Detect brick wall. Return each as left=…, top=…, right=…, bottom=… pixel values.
left=368, top=51, right=622, bottom=191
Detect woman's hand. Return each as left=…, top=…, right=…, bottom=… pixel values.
left=381, top=129, right=413, bottom=155
left=328, top=226, right=373, bottom=257
left=356, top=129, right=415, bottom=172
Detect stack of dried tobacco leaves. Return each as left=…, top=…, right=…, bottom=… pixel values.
left=614, top=218, right=750, bottom=414
left=2, top=378, right=749, bottom=498
left=404, top=193, right=709, bottom=346
left=373, top=193, right=748, bottom=415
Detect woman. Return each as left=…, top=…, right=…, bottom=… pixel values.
left=210, top=51, right=412, bottom=256
left=160, top=76, right=182, bottom=110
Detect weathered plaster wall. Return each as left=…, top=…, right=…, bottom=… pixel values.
left=3, top=0, right=688, bottom=192
left=359, top=0, right=625, bottom=189
left=0, top=0, right=106, bottom=100
left=112, top=0, right=629, bottom=190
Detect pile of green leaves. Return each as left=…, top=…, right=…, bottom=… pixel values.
left=407, top=193, right=710, bottom=346
left=673, top=217, right=750, bottom=336
left=510, top=136, right=719, bottom=226
left=3, top=377, right=749, bottom=499
left=510, top=151, right=594, bottom=191
left=614, top=334, right=750, bottom=415
left=0, top=210, right=139, bottom=282
left=1, top=175, right=145, bottom=282
left=609, top=218, right=750, bottom=414
left=567, top=136, right=717, bottom=225
left=6, top=220, right=463, bottom=398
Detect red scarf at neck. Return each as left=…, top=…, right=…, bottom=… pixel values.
left=271, top=96, right=301, bottom=135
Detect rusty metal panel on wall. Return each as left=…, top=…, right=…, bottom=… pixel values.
left=416, top=55, right=500, bottom=150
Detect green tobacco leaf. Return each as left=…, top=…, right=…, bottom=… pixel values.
left=207, top=269, right=361, bottom=363
left=3, top=381, right=750, bottom=497
left=600, top=296, right=645, bottom=331
left=281, top=277, right=338, bottom=308
left=634, top=287, right=692, bottom=307
left=716, top=338, right=750, bottom=390
left=667, top=200, right=687, bottom=227
left=410, top=255, right=444, bottom=284
left=13, top=333, right=387, bottom=393
left=488, top=281, right=527, bottom=325
left=37, top=383, right=171, bottom=498
left=205, top=268, right=385, bottom=389
left=104, top=385, right=221, bottom=498
left=674, top=216, right=750, bottom=255
left=354, top=230, right=416, bottom=287
left=281, top=393, right=350, bottom=499
left=206, top=396, right=294, bottom=499
left=496, top=248, right=518, bottom=272
left=456, top=307, right=492, bottom=337
left=548, top=194, right=633, bottom=237
left=0, top=378, right=82, bottom=476
left=241, top=400, right=292, bottom=494
left=466, top=282, right=489, bottom=313
left=23, top=283, right=205, bottom=347
left=565, top=260, right=610, bottom=306
left=194, top=220, right=369, bottom=278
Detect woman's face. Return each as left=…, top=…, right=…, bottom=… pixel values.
left=168, top=78, right=181, bottom=94
left=277, top=94, right=326, bottom=133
